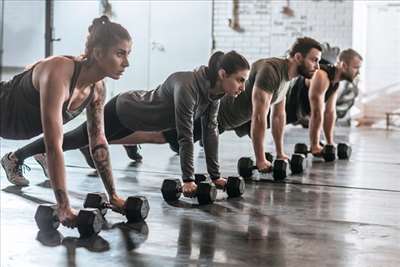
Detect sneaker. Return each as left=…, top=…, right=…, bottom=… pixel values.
left=1, top=152, right=30, bottom=186
left=79, top=146, right=96, bottom=169
left=33, top=153, right=49, bottom=177
left=124, top=145, right=143, bottom=161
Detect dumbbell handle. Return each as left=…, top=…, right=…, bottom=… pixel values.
left=100, top=202, right=126, bottom=214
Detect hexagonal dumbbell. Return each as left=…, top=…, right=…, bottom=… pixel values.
left=337, top=143, right=352, bottom=159
left=294, top=143, right=336, bottom=162
left=84, top=193, right=149, bottom=222
left=237, top=153, right=288, bottom=181
left=194, top=173, right=245, bottom=198
left=237, top=152, right=274, bottom=179
left=161, top=179, right=217, bottom=205
left=289, top=153, right=306, bottom=174
left=34, top=204, right=103, bottom=237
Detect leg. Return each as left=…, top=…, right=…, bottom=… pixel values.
left=1, top=122, right=89, bottom=185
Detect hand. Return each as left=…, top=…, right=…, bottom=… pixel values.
left=110, top=194, right=126, bottom=213
left=311, top=144, right=324, bottom=157
left=276, top=153, right=289, bottom=161
left=256, top=159, right=272, bottom=173
left=212, top=177, right=227, bottom=189
left=57, top=207, right=78, bottom=228
left=182, top=181, right=197, bottom=197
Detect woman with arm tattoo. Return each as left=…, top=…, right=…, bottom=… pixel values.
left=0, top=15, right=132, bottom=227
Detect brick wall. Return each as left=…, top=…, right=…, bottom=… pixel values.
left=212, top=0, right=353, bottom=63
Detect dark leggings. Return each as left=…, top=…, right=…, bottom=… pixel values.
left=14, top=96, right=134, bottom=162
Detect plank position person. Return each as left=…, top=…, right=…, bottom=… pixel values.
left=1, top=16, right=132, bottom=226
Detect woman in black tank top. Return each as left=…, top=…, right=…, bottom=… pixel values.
left=0, top=16, right=132, bottom=229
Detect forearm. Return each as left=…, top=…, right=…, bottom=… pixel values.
left=271, top=112, right=286, bottom=156
left=203, top=129, right=220, bottom=179
left=251, top=118, right=266, bottom=163
left=178, top=137, right=195, bottom=182
left=309, top=111, right=323, bottom=147
left=90, top=140, right=116, bottom=197
left=323, top=110, right=336, bottom=144
left=46, top=146, right=69, bottom=208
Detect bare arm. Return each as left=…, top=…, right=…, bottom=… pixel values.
left=271, top=98, right=287, bottom=158
left=308, top=70, right=330, bottom=150
left=38, top=59, right=71, bottom=209
left=323, top=90, right=338, bottom=144
left=86, top=81, right=117, bottom=198
left=251, top=87, right=272, bottom=166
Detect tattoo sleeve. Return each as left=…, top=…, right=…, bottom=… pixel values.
left=86, top=82, right=116, bottom=196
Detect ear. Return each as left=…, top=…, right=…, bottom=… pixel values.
left=294, top=52, right=304, bottom=63
left=218, top=69, right=227, bottom=80
left=92, top=47, right=104, bottom=62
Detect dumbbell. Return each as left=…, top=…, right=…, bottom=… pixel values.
left=34, top=204, right=103, bottom=237
left=337, top=143, right=352, bottom=159
left=194, top=173, right=245, bottom=198
left=237, top=153, right=290, bottom=181
left=161, top=179, right=217, bottom=205
left=237, top=152, right=274, bottom=179
left=294, top=142, right=351, bottom=161
left=84, top=193, right=149, bottom=222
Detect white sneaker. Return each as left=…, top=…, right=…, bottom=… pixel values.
left=1, top=152, right=30, bottom=186
left=33, top=153, right=49, bottom=177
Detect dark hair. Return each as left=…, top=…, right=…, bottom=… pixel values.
left=84, top=15, right=131, bottom=61
left=338, top=49, right=363, bottom=64
left=289, top=37, right=322, bottom=58
left=208, top=50, right=250, bottom=86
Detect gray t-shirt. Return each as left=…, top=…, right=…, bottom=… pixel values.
left=218, top=57, right=290, bottom=130
left=116, top=66, right=222, bottom=181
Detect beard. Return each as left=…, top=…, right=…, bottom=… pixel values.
left=297, top=63, right=314, bottom=79
left=341, top=71, right=354, bottom=82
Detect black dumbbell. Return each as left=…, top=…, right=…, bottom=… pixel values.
left=237, top=153, right=289, bottom=181
left=237, top=152, right=274, bottom=179
left=84, top=193, right=149, bottom=222
left=294, top=143, right=336, bottom=162
left=289, top=153, right=306, bottom=174
left=194, top=173, right=245, bottom=198
left=161, top=179, right=217, bottom=205
left=337, top=143, right=352, bottom=159
left=34, top=204, right=103, bottom=237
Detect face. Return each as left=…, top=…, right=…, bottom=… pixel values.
left=297, top=48, right=321, bottom=79
left=341, top=57, right=362, bottom=82
left=96, top=39, right=132, bottom=79
left=219, top=68, right=249, bottom=97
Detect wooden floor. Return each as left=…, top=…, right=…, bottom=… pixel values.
left=1, top=126, right=399, bottom=267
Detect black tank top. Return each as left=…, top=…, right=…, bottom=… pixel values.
left=285, top=64, right=339, bottom=124
left=0, top=56, right=95, bottom=139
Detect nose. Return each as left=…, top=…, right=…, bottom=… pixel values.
left=123, top=57, right=129, bottom=68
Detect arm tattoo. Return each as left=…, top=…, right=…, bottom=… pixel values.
left=86, top=83, right=116, bottom=196
left=91, top=142, right=116, bottom=195
left=55, top=189, right=69, bottom=208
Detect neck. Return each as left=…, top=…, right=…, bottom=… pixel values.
left=287, top=58, right=299, bottom=80
left=333, top=64, right=343, bottom=84
left=75, top=60, right=106, bottom=90
left=210, top=80, right=225, bottom=99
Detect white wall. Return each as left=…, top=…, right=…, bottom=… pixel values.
left=3, top=1, right=45, bottom=67
left=213, top=0, right=353, bottom=63
left=352, top=1, right=400, bottom=120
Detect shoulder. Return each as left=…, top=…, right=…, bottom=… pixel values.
left=36, top=56, right=75, bottom=82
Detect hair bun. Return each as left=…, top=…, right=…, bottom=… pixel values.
left=89, top=15, right=110, bottom=33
